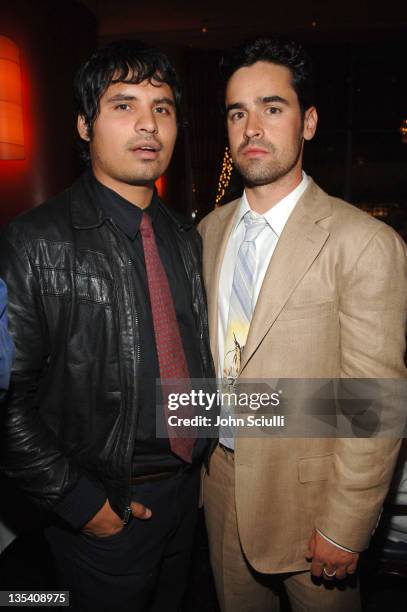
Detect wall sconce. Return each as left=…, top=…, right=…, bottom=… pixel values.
left=400, top=118, right=407, bottom=144
left=0, top=36, right=25, bottom=159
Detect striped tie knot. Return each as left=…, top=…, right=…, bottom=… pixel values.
left=243, top=211, right=268, bottom=244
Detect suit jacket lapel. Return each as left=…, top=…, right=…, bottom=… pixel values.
left=206, top=200, right=240, bottom=364
left=240, top=181, right=332, bottom=374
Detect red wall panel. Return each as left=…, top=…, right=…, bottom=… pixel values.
left=0, top=0, right=97, bottom=227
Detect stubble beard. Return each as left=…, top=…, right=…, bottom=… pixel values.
left=102, top=158, right=164, bottom=188
left=91, top=141, right=168, bottom=188
left=233, top=137, right=303, bottom=188
left=120, top=165, right=162, bottom=187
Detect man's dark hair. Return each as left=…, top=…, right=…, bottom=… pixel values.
left=219, top=37, right=315, bottom=116
left=74, top=39, right=183, bottom=163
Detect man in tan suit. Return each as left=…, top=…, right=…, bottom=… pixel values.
left=199, top=38, right=407, bottom=611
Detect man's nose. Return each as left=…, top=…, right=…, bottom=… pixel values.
left=134, top=108, right=158, bottom=134
left=244, top=113, right=263, bottom=140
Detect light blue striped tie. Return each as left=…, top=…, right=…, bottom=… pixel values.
left=220, top=212, right=268, bottom=448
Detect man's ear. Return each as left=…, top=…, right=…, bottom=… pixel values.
left=77, top=115, right=91, bottom=142
left=303, top=107, right=318, bottom=142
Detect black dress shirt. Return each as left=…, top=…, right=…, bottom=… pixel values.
left=88, top=172, right=206, bottom=474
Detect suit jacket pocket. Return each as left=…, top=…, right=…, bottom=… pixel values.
left=278, top=300, right=334, bottom=321
left=298, top=453, right=334, bottom=483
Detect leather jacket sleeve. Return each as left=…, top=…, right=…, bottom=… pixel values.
left=0, top=225, right=106, bottom=528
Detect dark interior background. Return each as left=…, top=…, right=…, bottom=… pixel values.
left=0, top=0, right=406, bottom=230
left=1, top=4, right=407, bottom=609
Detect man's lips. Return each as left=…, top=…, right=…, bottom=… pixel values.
left=129, top=143, right=162, bottom=159
left=242, top=147, right=269, bottom=157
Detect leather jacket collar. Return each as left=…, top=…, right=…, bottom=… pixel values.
left=70, top=172, right=193, bottom=232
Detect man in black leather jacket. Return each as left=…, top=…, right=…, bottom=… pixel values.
left=0, top=40, right=214, bottom=611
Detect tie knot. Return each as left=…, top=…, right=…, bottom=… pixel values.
left=243, top=212, right=267, bottom=243
left=140, top=212, right=153, bottom=238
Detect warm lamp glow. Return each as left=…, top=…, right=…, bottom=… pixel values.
left=0, top=36, right=25, bottom=159
left=155, top=176, right=165, bottom=198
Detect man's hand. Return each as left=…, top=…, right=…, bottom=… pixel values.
left=130, top=501, right=152, bottom=520
left=82, top=499, right=152, bottom=538
left=306, top=530, right=359, bottom=580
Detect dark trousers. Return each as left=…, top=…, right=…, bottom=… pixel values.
left=44, top=468, right=200, bottom=612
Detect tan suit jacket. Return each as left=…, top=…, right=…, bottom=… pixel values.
left=199, top=179, right=407, bottom=574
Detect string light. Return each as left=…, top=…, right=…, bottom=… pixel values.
left=215, top=146, right=233, bottom=207
left=400, top=118, right=407, bottom=144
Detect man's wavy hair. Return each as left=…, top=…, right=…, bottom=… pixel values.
left=74, top=39, right=183, bottom=164
left=219, top=37, right=315, bottom=117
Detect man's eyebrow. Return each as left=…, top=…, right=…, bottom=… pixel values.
left=226, top=95, right=290, bottom=114
left=106, top=94, right=137, bottom=103
left=153, top=97, right=175, bottom=107
left=105, top=94, right=175, bottom=107
left=259, top=95, right=290, bottom=106
left=226, top=102, right=246, bottom=114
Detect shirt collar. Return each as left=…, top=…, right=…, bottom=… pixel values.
left=90, top=172, right=159, bottom=240
left=233, top=172, right=309, bottom=237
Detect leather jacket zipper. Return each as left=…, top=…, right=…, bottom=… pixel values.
left=106, top=219, right=141, bottom=519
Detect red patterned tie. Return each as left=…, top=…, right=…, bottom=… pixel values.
left=139, top=212, right=195, bottom=463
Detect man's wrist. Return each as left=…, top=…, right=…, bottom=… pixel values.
left=316, top=529, right=360, bottom=554
left=53, top=475, right=107, bottom=529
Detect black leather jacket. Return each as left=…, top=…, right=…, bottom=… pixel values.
left=0, top=174, right=215, bottom=527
